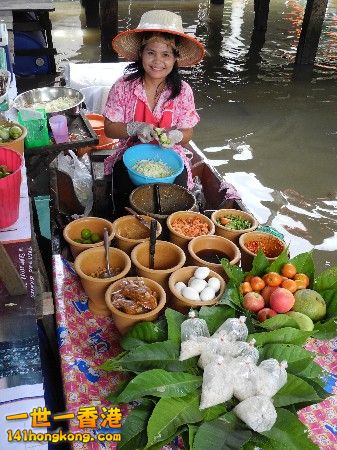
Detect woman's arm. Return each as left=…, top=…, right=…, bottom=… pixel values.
left=104, top=118, right=129, bottom=139
left=178, top=128, right=193, bottom=146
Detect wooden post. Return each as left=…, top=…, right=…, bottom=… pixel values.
left=81, top=0, right=100, bottom=28
left=254, top=0, right=270, bottom=31
left=0, top=243, right=27, bottom=296
left=295, top=0, right=328, bottom=65
left=100, top=0, right=119, bottom=62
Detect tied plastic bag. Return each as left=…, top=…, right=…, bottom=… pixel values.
left=231, top=339, right=259, bottom=363
left=255, top=359, right=288, bottom=397
left=200, top=356, right=234, bottom=409
left=232, top=357, right=258, bottom=401
left=213, top=316, right=248, bottom=341
left=181, top=310, right=210, bottom=341
left=234, top=395, right=277, bottom=432
left=57, top=150, right=93, bottom=215
left=198, top=331, right=236, bottom=369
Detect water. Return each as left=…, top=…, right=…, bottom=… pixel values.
left=50, top=0, right=337, bottom=272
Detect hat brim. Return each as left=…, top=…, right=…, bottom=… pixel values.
left=112, top=28, right=205, bottom=67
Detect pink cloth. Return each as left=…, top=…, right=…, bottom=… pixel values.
left=102, top=76, right=200, bottom=189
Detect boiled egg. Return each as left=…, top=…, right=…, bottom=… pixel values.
left=200, top=286, right=216, bottom=301
left=181, top=286, right=200, bottom=301
left=207, top=277, right=221, bottom=293
left=194, top=267, right=210, bottom=280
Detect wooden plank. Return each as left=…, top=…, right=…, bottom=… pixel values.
left=0, top=3, right=54, bottom=12
left=0, top=243, right=27, bottom=296
left=100, top=0, right=119, bottom=63
left=253, top=0, right=270, bottom=31
left=295, top=0, right=328, bottom=65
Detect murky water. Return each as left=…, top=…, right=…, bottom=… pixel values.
left=50, top=0, right=337, bottom=271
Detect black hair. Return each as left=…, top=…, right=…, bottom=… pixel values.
left=124, top=32, right=182, bottom=99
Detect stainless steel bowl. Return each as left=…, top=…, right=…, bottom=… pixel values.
left=12, top=86, right=84, bottom=115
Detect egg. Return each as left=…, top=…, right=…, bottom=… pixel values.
left=200, top=286, right=216, bottom=301
left=181, top=286, right=200, bottom=301
left=194, top=267, right=210, bottom=280
left=189, top=278, right=208, bottom=293
left=188, top=276, right=196, bottom=287
left=207, top=277, right=221, bottom=293
left=175, top=281, right=186, bottom=294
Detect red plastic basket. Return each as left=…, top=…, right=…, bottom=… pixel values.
left=0, top=146, right=23, bottom=228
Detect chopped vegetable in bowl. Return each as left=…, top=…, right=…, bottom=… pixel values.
left=216, top=215, right=252, bottom=230
left=132, top=159, right=174, bottom=178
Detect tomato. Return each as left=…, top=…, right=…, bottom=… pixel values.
left=240, top=281, right=253, bottom=294
left=263, top=272, right=283, bottom=287
left=294, top=273, right=310, bottom=287
left=250, top=276, right=266, bottom=291
left=281, top=278, right=297, bottom=293
left=281, top=263, right=297, bottom=279
left=244, top=275, right=253, bottom=283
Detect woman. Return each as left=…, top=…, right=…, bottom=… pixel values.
left=103, top=10, right=205, bottom=215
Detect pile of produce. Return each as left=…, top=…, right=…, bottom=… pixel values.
left=216, top=215, right=252, bottom=230
left=0, top=120, right=23, bottom=143
left=74, top=228, right=102, bottom=244
left=0, top=164, right=12, bottom=179
left=101, top=248, right=336, bottom=449
left=23, top=96, right=76, bottom=113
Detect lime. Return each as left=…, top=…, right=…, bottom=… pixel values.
left=91, top=232, right=101, bottom=243
left=74, top=238, right=83, bottom=243
left=82, top=239, right=92, bottom=244
left=81, top=228, right=92, bottom=240
left=293, top=289, right=326, bottom=321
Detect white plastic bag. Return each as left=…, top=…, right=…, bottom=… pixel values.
left=234, top=395, right=277, bottom=432
left=213, top=316, right=248, bottom=341
left=200, top=356, right=235, bottom=409
left=255, top=359, right=288, bottom=397
left=57, top=150, right=93, bottom=215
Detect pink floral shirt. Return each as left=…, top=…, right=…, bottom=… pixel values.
left=103, top=76, right=200, bottom=188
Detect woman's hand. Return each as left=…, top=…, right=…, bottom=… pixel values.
left=153, top=128, right=184, bottom=148
left=126, top=122, right=155, bottom=143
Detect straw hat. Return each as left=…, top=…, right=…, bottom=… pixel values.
left=112, top=10, right=205, bottom=67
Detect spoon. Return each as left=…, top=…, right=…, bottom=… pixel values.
left=154, top=184, right=162, bottom=215
left=149, top=219, right=157, bottom=270
left=124, top=206, right=151, bottom=229
left=101, top=227, right=112, bottom=278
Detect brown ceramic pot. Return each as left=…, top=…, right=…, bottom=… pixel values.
left=166, top=211, right=215, bottom=251
left=211, top=209, right=258, bottom=244
left=188, top=235, right=241, bottom=277
left=113, top=214, right=162, bottom=255
left=63, top=216, right=115, bottom=258
left=239, top=231, right=286, bottom=272
left=105, top=276, right=166, bottom=335
left=130, top=240, right=186, bottom=293
left=74, top=247, right=131, bottom=316
left=168, top=266, right=225, bottom=314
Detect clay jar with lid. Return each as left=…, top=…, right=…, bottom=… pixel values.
left=130, top=240, right=186, bottom=294
left=105, top=276, right=166, bottom=335
left=74, top=247, right=131, bottom=316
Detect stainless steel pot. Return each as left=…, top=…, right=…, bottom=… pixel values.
left=12, top=86, right=84, bottom=115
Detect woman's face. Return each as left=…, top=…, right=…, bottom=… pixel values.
left=141, top=39, right=176, bottom=82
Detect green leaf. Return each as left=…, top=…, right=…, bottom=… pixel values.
left=123, top=320, right=167, bottom=343
left=188, top=424, right=198, bottom=450
left=314, top=265, right=337, bottom=291
left=121, top=337, right=147, bottom=351
left=258, top=343, right=315, bottom=374
left=242, top=434, right=283, bottom=450
left=198, top=305, right=234, bottom=334
left=261, top=408, right=318, bottom=449
left=298, top=361, right=325, bottom=379
left=273, top=373, right=321, bottom=407
left=117, top=369, right=202, bottom=403
left=267, top=247, right=289, bottom=273
left=312, top=317, right=337, bottom=340
left=320, top=289, right=337, bottom=318
left=104, top=341, right=197, bottom=374
left=218, top=284, right=242, bottom=309
left=147, top=392, right=203, bottom=447
left=145, top=427, right=186, bottom=450
left=117, top=399, right=153, bottom=450
left=257, top=314, right=299, bottom=331
left=100, top=352, right=127, bottom=372
left=106, top=379, right=130, bottom=403
left=249, top=249, right=270, bottom=275
left=202, top=404, right=227, bottom=422
left=303, top=377, right=330, bottom=401
left=165, top=308, right=186, bottom=344
left=249, top=327, right=313, bottom=346
left=289, top=252, right=315, bottom=286
left=192, top=412, right=252, bottom=450
left=220, top=258, right=245, bottom=284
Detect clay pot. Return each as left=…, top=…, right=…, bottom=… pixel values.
left=63, top=216, right=114, bottom=258
left=168, top=266, right=225, bottom=314
left=239, top=231, right=286, bottom=272
left=166, top=211, right=215, bottom=251
left=113, top=214, right=162, bottom=255
left=74, top=247, right=131, bottom=316
left=105, top=276, right=166, bottom=335
left=1, top=124, right=27, bottom=155
left=130, top=240, right=186, bottom=293
left=188, top=235, right=241, bottom=277
left=211, top=209, right=258, bottom=244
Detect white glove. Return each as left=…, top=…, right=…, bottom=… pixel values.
left=154, top=128, right=183, bottom=148
left=126, top=122, right=155, bottom=143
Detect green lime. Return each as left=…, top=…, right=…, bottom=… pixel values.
left=81, top=228, right=92, bottom=240
left=74, top=238, right=83, bottom=243
left=91, top=232, right=101, bottom=243
left=82, top=239, right=92, bottom=244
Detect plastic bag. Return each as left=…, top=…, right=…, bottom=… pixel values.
left=233, top=395, right=277, bottom=432
left=232, top=357, right=258, bottom=401
left=200, top=356, right=234, bottom=409
left=181, top=310, right=210, bottom=342
left=179, top=336, right=208, bottom=361
left=57, top=150, right=93, bottom=215
left=232, top=339, right=259, bottom=363
left=255, top=359, right=288, bottom=397
left=198, top=331, right=235, bottom=368
left=213, top=316, right=248, bottom=341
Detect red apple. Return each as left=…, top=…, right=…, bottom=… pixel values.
left=243, top=292, right=265, bottom=312
left=257, top=308, right=278, bottom=322
left=261, top=285, right=277, bottom=306
left=270, top=287, right=295, bottom=313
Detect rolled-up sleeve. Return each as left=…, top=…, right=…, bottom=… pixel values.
left=174, top=81, right=200, bottom=129
left=103, top=77, right=127, bottom=122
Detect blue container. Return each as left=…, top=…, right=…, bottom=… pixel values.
left=123, top=144, right=184, bottom=186
left=13, top=31, right=50, bottom=76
